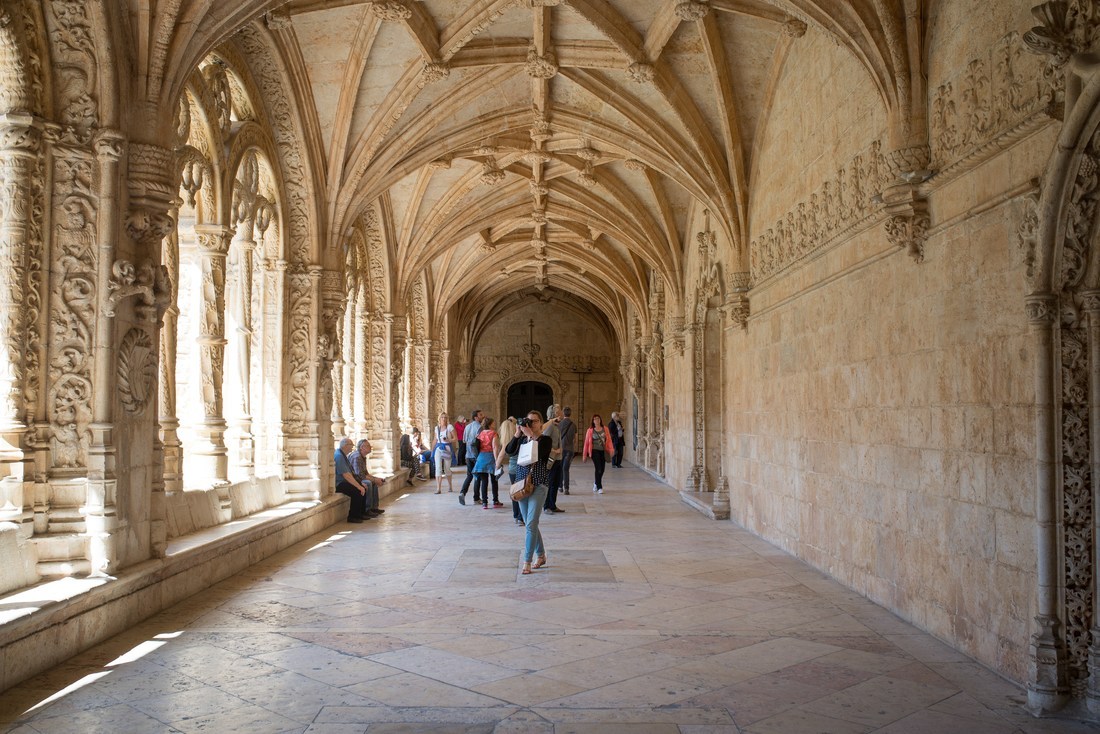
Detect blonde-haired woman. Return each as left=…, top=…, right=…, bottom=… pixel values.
left=497, top=417, right=523, bottom=525
left=432, top=411, right=457, bottom=494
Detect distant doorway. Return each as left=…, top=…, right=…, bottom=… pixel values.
left=507, top=381, right=553, bottom=421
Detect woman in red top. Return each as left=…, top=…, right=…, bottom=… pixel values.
left=472, top=417, right=502, bottom=508
left=582, top=413, right=614, bottom=494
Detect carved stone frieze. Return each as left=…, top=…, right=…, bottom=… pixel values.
left=934, top=32, right=1048, bottom=174
left=751, top=140, right=884, bottom=283
left=117, top=327, right=156, bottom=415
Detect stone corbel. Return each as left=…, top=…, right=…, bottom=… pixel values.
left=666, top=315, right=686, bottom=356
left=105, top=258, right=169, bottom=321
left=880, top=154, right=931, bottom=263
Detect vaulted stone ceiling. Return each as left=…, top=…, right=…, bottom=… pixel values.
left=140, top=0, right=920, bottom=335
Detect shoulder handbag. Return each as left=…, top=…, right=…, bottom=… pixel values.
left=510, top=472, right=534, bottom=501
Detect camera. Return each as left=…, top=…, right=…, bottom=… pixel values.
left=517, top=418, right=532, bottom=427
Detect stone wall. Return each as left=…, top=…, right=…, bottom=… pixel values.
left=452, top=301, right=619, bottom=430
left=717, top=125, right=1055, bottom=682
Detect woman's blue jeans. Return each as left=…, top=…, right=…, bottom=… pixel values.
left=517, top=482, right=549, bottom=562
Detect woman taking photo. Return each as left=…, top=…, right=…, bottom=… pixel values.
left=432, top=412, right=457, bottom=494
left=506, top=410, right=553, bottom=573
left=582, top=413, right=614, bottom=494
left=472, top=417, right=502, bottom=509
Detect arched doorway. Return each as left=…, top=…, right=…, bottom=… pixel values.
left=507, top=381, right=552, bottom=421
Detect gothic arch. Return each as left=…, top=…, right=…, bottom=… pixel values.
left=1025, top=65, right=1100, bottom=714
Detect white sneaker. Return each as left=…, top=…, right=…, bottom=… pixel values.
left=597, top=487, right=603, bottom=494
left=592, top=483, right=598, bottom=492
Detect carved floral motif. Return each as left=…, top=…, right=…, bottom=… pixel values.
left=932, top=32, right=1046, bottom=171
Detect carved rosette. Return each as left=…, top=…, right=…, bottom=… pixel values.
left=117, top=328, right=156, bottom=415
left=627, top=62, right=655, bottom=84
left=480, top=160, right=506, bottom=186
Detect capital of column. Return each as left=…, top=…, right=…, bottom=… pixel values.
left=1026, top=293, right=1058, bottom=326
left=0, top=113, right=42, bottom=158
left=93, top=129, right=125, bottom=162
left=193, top=225, right=232, bottom=255
left=126, top=141, right=177, bottom=247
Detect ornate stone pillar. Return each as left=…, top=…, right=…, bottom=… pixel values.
left=351, top=289, right=368, bottom=436
left=160, top=201, right=182, bottom=493
left=227, top=218, right=257, bottom=479
left=318, top=269, right=344, bottom=494
left=1028, top=293, right=1068, bottom=713
left=191, top=224, right=231, bottom=502
left=688, top=319, right=706, bottom=491
left=369, top=312, right=397, bottom=469
left=0, top=114, right=40, bottom=533
left=282, top=264, right=315, bottom=497
left=119, top=140, right=174, bottom=560
left=1084, top=290, right=1100, bottom=714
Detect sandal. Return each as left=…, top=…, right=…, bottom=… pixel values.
left=521, top=562, right=532, bottom=575
left=533, top=555, right=547, bottom=569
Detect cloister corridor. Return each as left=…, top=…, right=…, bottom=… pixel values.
left=0, top=465, right=1093, bottom=734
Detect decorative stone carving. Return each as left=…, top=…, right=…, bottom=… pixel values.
left=524, top=46, right=558, bottom=79
left=117, top=328, right=156, bottom=415
left=674, top=1, right=709, bottom=21
left=934, top=32, right=1047, bottom=173
left=264, top=11, right=292, bottom=30
left=1022, top=1, right=1100, bottom=115
left=782, top=18, right=807, bottom=38
left=48, top=155, right=96, bottom=468
left=126, top=142, right=176, bottom=248
left=480, top=160, right=506, bottom=186
left=370, top=1, right=413, bottom=21
left=624, top=158, right=646, bottom=171
left=286, top=271, right=313, bottom=429
left=751, top=140, right=884, bottom=282
left=627, top=62, right=655, bottom=84
left=884, top=213, right=930, bottom=262
left=420, top=61, right=450, bottom=84
left=45, top=0, right=99, bottom=129
left=1018, top=189, right=1041, bottom=291
left=203, top=61, right=233, bottom=141
left=105, top=259, right=168, bottom=320
left=530, top=111, right=553, bottom=142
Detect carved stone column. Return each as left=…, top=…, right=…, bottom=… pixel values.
left=120, top=140, right=174, bottom=560
left=318, top=269, right=344, bottom=494
left=688, top=320, right=706, bottom=491
left=227, top=220, right=256, bottom=479
left=191, top=224, right=231, bottom=501
left=369, top=313, right=397, bottom=469
left=1086, top=290, right=1100, bottom=714
left=351, top=289, right=368, bottom=436
left=160, top=201, right=182, bottom=493
left=0, top=114, right=40, bottom=532
left=1027, top=293, right=1069, bottom=713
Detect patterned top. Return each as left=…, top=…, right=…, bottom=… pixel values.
left=591, top=428, right=607, bottom=452
left=508, top=434, right=552, bottom=486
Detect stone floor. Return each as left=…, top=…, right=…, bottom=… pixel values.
left=1, top=464, right=1096, bottom=733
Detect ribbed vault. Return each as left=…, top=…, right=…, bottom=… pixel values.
left=122, top=0, right=924, bottom=353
